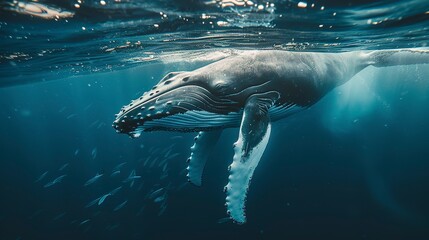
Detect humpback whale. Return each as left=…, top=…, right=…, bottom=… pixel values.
left=112, top=49, right=429, bottom=223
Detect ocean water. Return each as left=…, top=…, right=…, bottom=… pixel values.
left=1, top=0, right=429, bottom=239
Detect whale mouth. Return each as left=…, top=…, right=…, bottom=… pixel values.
left=112, top=85, right=239, bottom=137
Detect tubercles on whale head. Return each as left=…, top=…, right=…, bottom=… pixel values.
left=112, top=69, right=243, bottom=136
left=112, top=71, right=195, bottom=136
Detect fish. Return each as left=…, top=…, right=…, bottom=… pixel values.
left=43, top=174, right=67, bottom=188
left=97, top=122, right=105, bottom=129
left=91, top=148, right=97, bottom=159
left=149, top=157, right=158, bottom=168
left=84, top=173, right=103, bottom=186
left=163, top=148, right=173, bottom=158
left=110, top=170, right=121, bottom=177
left=58, top=107, right=66, bottom=113
left=80, top=219, right=90, bottom=225
left=162, top=163, right=168, bottom=172
left=90, top=186, right=123, bottom=207
left=113, top=200, right=127, bottom=211
left=58, top=163, right=69, bottom=171
left=89, top=120, right=99, bottom=129
left=66, top=113, right=76, bottom=119
left=84, top=103, right=93, bottom=111
left=143, top=157, right=150, bottom=167
left=148, top=188, right=164, bottom=199
left=35, top=171, right=48, bottom=183
left=85, top=197, right=101, bottom=208
left=154, top=196, right=165, bottom=203
left=166, top=152, right=181, bottom=160
left=106, top=223, right=120, bottom=231
left=122, top=170, right=141, bottom=183
left=157, top=202, right=167, bottom=216
left=109, top=186, right=122, bottom=195
left=52, top=212, right=66, bottom=221
left=98, top=193, right=111, bottom=206
left=112, top=162, right=126, bottom=172
left=157, top=158, right=168, bottom=168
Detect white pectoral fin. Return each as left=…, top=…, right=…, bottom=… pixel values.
left=187, top=130, right=222, bottom=186
left=225, top=95, right=273, bottom=224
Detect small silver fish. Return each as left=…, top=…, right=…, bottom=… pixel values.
left=113, top=200, right=127, bottom=211
left=89, top=120, right=99, bottom=129
left=80, top=219, right=90, bottom=225
left=158, top=158, right=168, bottom=168
left=85, top=197, right=101, bottom=208
left=158, top=204, right=167, bottom=216
left=59, top=163, right=69, bottom=171
left=84, top=173, right=103, bottom=186
left=154, top=196, right=165, bottom=203
left=110, top=170, right=120, bottom=177
left=162, top=163, right=168, bottom=172
left=166, top=153, right=181, bottom=160
left=66, top=114, right=76, bottom=119
left=97, top=122, right=105, bottom=129
left=122, top=170, right=141, bottom=183
left=148, top=188, right=164, bottom=199
left=112, top=162, right=126, bottom=172
left=163, top=148, right=173, bottom=158
left=44, top=174, right=67, bottom=188
left=149, top=157, right=158, bottom=168
left=91, top=148, right=97, bottom=159
left=98, top=193, right=111, bottom=206
left=143, top=158, right=150, bottom=167
left=35, top=171, right=48, bottom=183
left=109, top=186, right=122, bottom=195
left=106, top=223, right=120, bottom=231
left=52, top=212, right=66, bottom=221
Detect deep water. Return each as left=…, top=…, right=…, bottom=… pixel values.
left=1, top=0, right=429, bottom=239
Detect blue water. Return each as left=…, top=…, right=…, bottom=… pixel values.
left=1, top=0, right=429, bottom=239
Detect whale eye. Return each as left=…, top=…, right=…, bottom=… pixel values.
left=213, top=80, right=227, bottom=91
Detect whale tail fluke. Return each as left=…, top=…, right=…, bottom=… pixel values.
left=362, top=48, right=429, bottom=68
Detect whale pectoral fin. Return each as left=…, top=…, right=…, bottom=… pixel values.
left=187, top=130, right=222, bottom=186
left=225, top=96, right=272, bottom=224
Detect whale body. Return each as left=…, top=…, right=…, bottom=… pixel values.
left=112, top=49, right=429, bottom=223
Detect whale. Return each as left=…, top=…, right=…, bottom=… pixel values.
left=112, top=49, right=429, bottom=224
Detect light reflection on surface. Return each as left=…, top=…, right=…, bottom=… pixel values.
left=5, top=1, right=75, bottom=19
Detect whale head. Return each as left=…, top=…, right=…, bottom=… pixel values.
left=112, top=70, right=250, bottom=137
